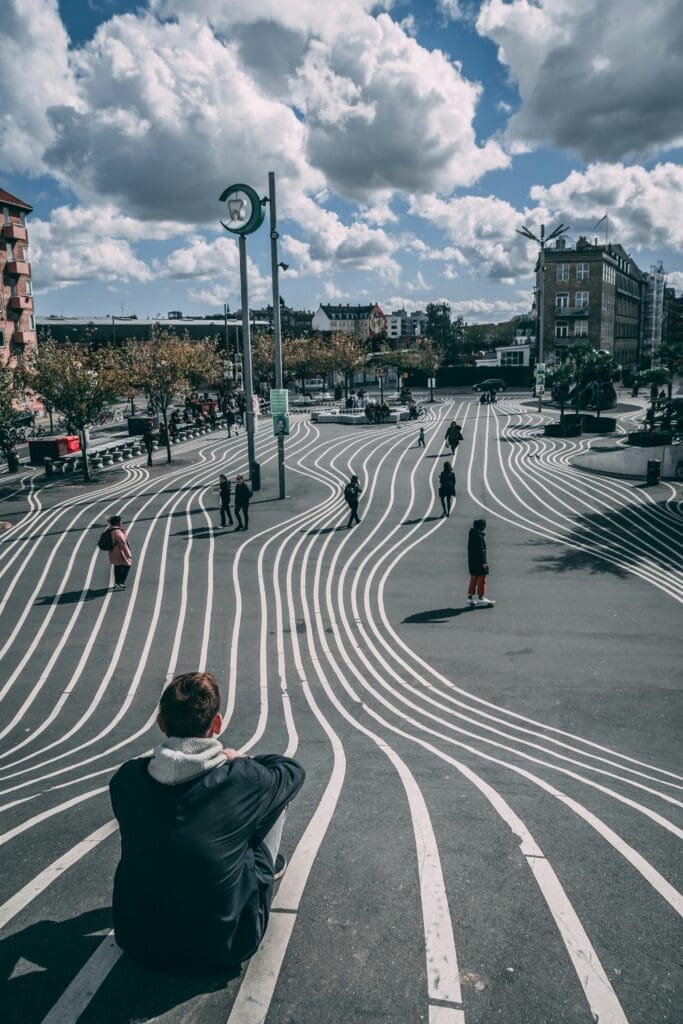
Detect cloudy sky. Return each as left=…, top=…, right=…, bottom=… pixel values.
left=3, top=0, right=682, bottom=322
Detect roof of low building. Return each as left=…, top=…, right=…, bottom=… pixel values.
left=0, top=188, right=33, bottom=212
left=319, top=303, right=375, bottom=317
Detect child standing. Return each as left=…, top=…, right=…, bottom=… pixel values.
left=418, top=426, right=425, bottom=448
left=467, top=518, right=494, bottom=607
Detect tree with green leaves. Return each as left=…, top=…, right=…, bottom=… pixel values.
left=0, top=364, right=24, bottom=466
left=654, top=340, right=682, bottom=399
left=127, top=330, right=222, bottom=463
left=27, top=342, right=124, bottom=482
left=325, top=333, right=368, bottom=397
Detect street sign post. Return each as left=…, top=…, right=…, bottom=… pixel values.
left=427, top=376, right=436, bottom=403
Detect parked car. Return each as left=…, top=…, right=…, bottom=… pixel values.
left=301, top=378, right=325, bottom=395
left=472, top=378, right=507, bottom=392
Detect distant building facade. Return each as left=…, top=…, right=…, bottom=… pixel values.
left=312, top=302, right=386, bottom=339
left=538, top=236, right=646, bottom=368
left=1, top=189, right=35, bottom=366
left=386, top=308, right=427, bottom=345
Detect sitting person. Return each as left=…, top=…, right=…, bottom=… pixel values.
left=408, top=402, right=418, bottom=420
left=109, top=672, right=305, bottom=974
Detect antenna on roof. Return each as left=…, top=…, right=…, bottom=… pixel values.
left=593, top=213, right=609, bottom=245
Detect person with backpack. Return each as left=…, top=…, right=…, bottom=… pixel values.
left=344, top=474, right=363, bottom=528
left=467, top=518, right=494, bottom=608
left=438, top=461, right=456, bottom=517
left=98, top=515, right=132, bottom=591
left=445, top=420, right=463, bottom=456
left=234, top=475, right=252, bottom=531
left=216, top=474, right=233, bottom=529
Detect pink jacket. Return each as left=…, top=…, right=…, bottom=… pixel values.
left=109, top=527, right=132, bottom=566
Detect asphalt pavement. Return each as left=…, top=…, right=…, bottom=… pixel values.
left=0, top=395, right=681, bottom=1024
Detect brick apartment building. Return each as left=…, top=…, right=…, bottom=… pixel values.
left=538, top=236, right=646, bottom=368
left=1, top=189, right=36, bottom=366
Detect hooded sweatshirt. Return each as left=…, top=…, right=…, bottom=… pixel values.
left=109, top=740, right=305, bottom=973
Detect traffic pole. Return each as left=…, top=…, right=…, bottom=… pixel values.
left=238, top=233, right=257, bottom=485
left=269, top=171, right=286, bottom=499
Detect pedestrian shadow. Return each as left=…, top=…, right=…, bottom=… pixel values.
left=172, top=526, right=216, bottom=540
left=403, top=606, right=471, bottom=623
left=34, top=587, right=111, bottom=606
left=401, top=515, right=442, bottom=525
left=0, top=907, right=240, bottom=1024
left=304, top=525, right=347, bottom=535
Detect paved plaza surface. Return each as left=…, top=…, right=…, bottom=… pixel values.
left=0, top=393, right=681, bottom=1024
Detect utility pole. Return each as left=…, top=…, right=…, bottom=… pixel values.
left=239, top=233, right=257, bottom=485
left=269, top=171, right=286, bottom=498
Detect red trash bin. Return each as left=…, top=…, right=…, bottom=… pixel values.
left=65, top=435, right=81, bottom=453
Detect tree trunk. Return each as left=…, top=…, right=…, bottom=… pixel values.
left=162, top=406, right=172, bottom=463
left=81, top=429, right=91, bottom=483
left=595, top=382, right=602, bottom=420
left=48, top=406, right=54, bottom=433
left=130, top=395, right=135, bottom=416
left=559, top=396, right=565, bottom=425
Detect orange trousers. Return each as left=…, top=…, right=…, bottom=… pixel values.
left=468, top=574, right=487, bottom=597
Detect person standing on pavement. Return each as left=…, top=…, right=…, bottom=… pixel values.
left=109, top=671, right=305, bottom=973
left=438, top=461, right=456, bottom=517
left=234, top=474, right=252, bottom=531
left=142, top=428, right=155, bottom=468
left=226, top=407, right=236, bottom=437
left=417, top=426, right=426, bottom=448
left=216, top=474, right=233, bottom=529
left=344, top=474, right=363, bottom=528
left=467, top=518, right=494, bottom=607
left=108, top=515, right=132, bottom=591
left=445, top=420, right=463, bottom=457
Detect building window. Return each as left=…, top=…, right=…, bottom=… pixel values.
left=574, top=321, right=588, bottom=337
left=575, top=291, right=589, bottom=307
left=25, top=280, right=32, bottom=296
left=556, top=264, right=569, bottom=281
left=27, top=314, right=35, bottom=330
left=576, top=262, right=589, bottom=280
left=2, top=207, right=9, bottom=225
left=555, top=322, right=569, bottom=338
left=5, top=241, right=12, bottom=258
left=500, top=350, right=523, bottom=365
left=555, top=292, right=569, bottom=308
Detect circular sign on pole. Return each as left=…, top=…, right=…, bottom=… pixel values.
left=219, top=183, right=265, bottom=235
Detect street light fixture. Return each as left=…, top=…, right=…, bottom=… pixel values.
left=516, top=222, right=570, bottom=411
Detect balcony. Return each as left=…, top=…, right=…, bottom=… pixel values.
left=2, top=223, right=28, bottom=243
left=4, top=261, right=30, bottom=276
left=12, top=329, right=36, bottom=345
left=554, top=304, right=589, bottom=316
left=7, top=295, right=33, bottom=311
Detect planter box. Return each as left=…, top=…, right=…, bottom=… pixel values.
left=581, top=415, right=616, bottom=433
left=544, top=421, right=582, bottom=438
left=627, top=430, right=673, bottom=447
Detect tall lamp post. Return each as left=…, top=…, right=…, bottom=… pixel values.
left=220, top=183, right=266, bottom=489
left=268, top=171, right=287, bottom=499
left=516, top=222, right=570, bottom=411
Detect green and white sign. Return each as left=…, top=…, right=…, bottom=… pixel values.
left=219, top=183, right=265, bottom=236
left=269, top=388, right=289, bottom=416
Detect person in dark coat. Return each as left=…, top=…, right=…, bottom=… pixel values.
left=234, top=475, right=252, bottom=531
left=226, top=408, right=236, bottom=437
left=467, top=518, right=494, bottom=607
left=216, top=473, right=233, bottom=528
left=142, top=428, right=155, bottom=468
left=109, top=672, right=305, bottom=974
left=344, top=474, right=362, bottom=528
left=445, top=420, right=463, bottom=455
left=438, top=461, right=456, bottom=517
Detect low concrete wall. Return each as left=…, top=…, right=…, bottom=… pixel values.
left=572, top=444, right=681, bottom=479
left=313, top=409, right=409, bottom=425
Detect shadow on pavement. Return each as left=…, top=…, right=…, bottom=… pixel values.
left=1, top=907, right=240, bottom=1024
left=401, top=515, right=442, bottom=525
left=34, top=587, right=111, bottom=606
left=529, top=500, right=680, bottom=579
left=403, top=606, right=471, bottom=623
left=304, top=525, right=348, bottom=535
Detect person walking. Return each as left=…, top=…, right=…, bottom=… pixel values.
left=445, top=420, right=463, bottom=456
left=438, top=461, right=456, bottom=517
left=226, top=407, right=236, bottom=437
left=344, top=474, right=362, bottom=528
left=142, top=427, right=155, bottom=468
left=216, top=474, right=233, bottom=528
left=234, top=474, right=252, bottom=531
left=417, top=426, right=426, bottom=448
left=467, top=518, right=494, bottom=607
left=103, top=514, right=132, bottom=591
left=109, top=671, right=305, bottom=973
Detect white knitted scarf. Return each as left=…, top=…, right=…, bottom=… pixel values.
left=148, top=736, right=226, bottom=785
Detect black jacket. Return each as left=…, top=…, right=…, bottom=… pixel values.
left=109, top=753, right=305, bottom=972
left=467, top=527, right=487, bottom=574
left=235, top=482, right=252, bottom=508
left=438, top=469, right=456, bottom=496
left=219, top=480, right=232, bottom=508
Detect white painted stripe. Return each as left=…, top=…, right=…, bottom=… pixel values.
left=0, top=787, right=108, bottom=847
left=226, top=913, right=296, bottom=1024
left=429, top=1006, right=466, bottom=1024
left=0, top=820, right=117, bottom=929
left=40, top=931, right=122, bottom=1024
